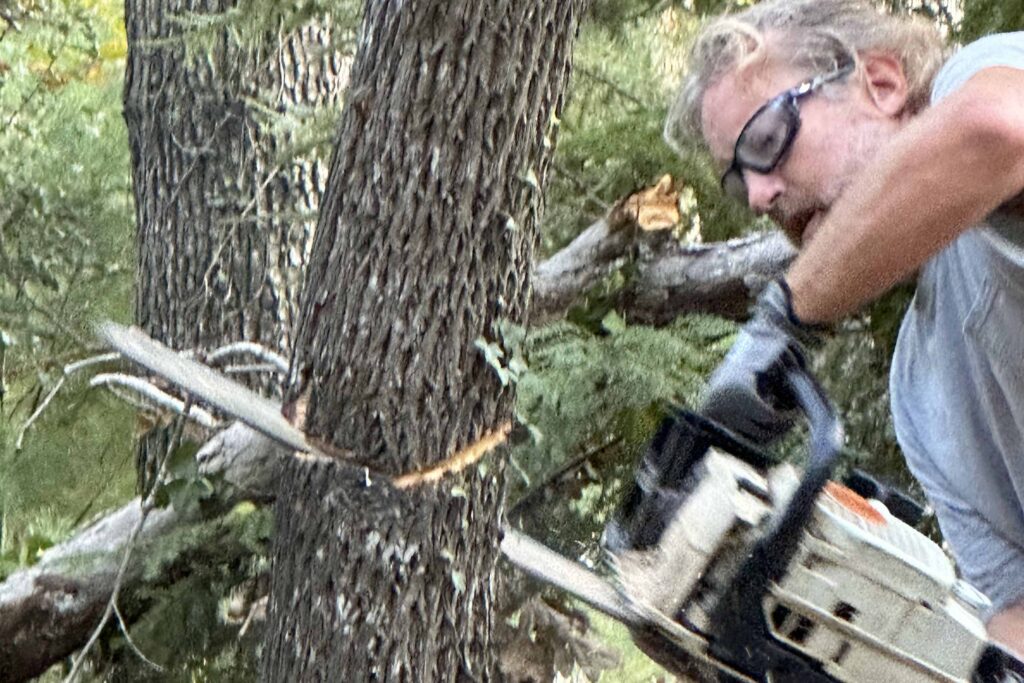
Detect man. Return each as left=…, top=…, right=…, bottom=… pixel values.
left=665, top=0, right=1024, bottom=654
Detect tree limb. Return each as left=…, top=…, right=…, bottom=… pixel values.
left=0, top=423, right=284, bottom=683
left=622, top=228, right=797, bottom=324
left=531, top=219, right=796, bottom=325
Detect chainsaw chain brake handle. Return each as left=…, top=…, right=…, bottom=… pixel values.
left=748, top=359, right=844, bottom=583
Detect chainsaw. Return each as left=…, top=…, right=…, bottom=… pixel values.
left=502, top=361, right=1024, bottom=682
left=99, top=323, right=1024, bottom=682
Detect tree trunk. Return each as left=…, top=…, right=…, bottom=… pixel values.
left=260, top=0, right=587, bottom=679
left=123, top=1, right=348, bottom=491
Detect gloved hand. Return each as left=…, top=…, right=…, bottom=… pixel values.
left=701, top=279, right=824, bottom=444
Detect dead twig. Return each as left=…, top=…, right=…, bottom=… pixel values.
left=90, top=373, right=219, bottom=429
left=206, top=341, right=289, bottom=374
left=15, top=353, right=120, bottom=450
left=113, top=602, right=164, bottom=673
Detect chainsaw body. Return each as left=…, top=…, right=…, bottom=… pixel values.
left=597, top=367, right=1024, bottom=682
left=607, top=436, right=1009, bottom=681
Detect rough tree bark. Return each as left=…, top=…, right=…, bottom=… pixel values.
left=259, top=0, right=587, bottom=679
left=123, top=1, right=348, bottom=491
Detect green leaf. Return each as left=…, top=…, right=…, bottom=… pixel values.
left=20, top=533, right=55, bottom=566
left=194, top=476, right=215, bottom=500
left=153, top=486, right=171, bottom=509
left=601, top=310, right=626, bottom=335
left=167, top=441, right=200, bottom=480
left=163, top=479, right=199, bottom=515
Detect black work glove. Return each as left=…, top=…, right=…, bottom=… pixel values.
left=701, top=279, right=824, bottom=444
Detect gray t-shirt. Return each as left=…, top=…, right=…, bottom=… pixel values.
left=890, top=32, right=1024, bottom=614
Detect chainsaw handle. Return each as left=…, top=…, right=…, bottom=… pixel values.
left=706, top=362, right=845, bottom=675
left=760, top=361, right=844, bottom=580
left=788, top=360, right=844, bottom=480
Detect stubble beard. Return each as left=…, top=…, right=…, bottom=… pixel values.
left=780, top=120, right=887, bottom=247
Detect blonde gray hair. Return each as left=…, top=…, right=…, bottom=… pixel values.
left=665, top=0, right=947, bottom=153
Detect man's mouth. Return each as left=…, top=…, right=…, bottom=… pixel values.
left=802, top=210, right=827, bottom=245
left=780, top=207, right=827, bottom=247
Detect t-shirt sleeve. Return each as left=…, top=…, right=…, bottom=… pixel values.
left=931, top=32, right=1024, bottom=104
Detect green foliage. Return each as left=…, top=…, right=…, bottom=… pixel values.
left=151, top=440, right=219, bottom=516
left=957, top=0, right=1024, bottom=43
left=0, top=0, right=136, bottom=587
left=507, top=314, right=736, bottom=551
left=0, top=0, right=132, bottom=355
left=0, top=390, right=136, bottom=578
left=0, top=505, right=75, bottom=577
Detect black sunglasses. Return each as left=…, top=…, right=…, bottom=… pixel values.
left=720, top=62, right=855, bottom=205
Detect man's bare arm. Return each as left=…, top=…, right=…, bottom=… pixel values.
left=787, top=66, right=1024, bottom=323
left=986, top=602, right=1024, bottom=659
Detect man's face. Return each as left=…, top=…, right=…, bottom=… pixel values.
left=701, top=58, right=897, bottom=245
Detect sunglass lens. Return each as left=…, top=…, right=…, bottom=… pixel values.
left=736, top=99, right=795, bottom=169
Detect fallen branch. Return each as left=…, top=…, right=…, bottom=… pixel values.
left=531, top=176, right=797, bottom=324
left=532, top=224, right=795, bottom=324
left=0, top=422, right=285, bottom=683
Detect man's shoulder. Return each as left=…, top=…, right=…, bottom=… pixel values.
left=932, top=32, right=1024, bottom=103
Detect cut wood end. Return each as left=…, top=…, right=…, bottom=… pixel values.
left=393, top=421, right=513, bottom=490
left=608, top=174, right=681, bottom=233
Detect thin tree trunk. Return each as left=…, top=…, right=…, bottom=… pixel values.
left=261, top=1, right=587, bottom=679
left=123, top=2, right=348, bottom=491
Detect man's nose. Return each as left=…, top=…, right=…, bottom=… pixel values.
left=745, top=171, right=784, bottom=214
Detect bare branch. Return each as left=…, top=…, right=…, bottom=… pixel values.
left=15, top=375, right=65, bottom=451
left=531, top=219, right=796, bottom=324
left=15, top=353, right=121, bottom=450
left=113, top=601, right=164, bottom=673
left=206, top=341, right=289, bottom=374
left=90, top=373, right=219, bottom=429
left=221, top=363, right=286, bottom=376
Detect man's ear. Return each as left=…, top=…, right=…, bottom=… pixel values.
left=859, top=52, right=909, bottom=117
